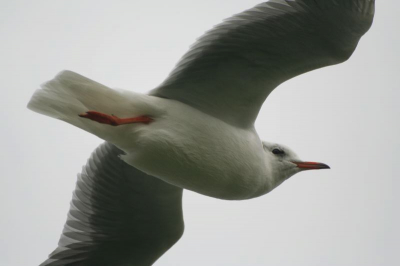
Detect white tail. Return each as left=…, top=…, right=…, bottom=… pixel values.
left=28, top=70, right=161, bottom=142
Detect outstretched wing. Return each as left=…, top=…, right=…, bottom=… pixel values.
left=151, top=0, right=375, bottom=128
left=40, top=142, right=184, bottom=266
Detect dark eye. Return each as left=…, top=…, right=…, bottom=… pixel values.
left=272, top=148, right=285, bottom=155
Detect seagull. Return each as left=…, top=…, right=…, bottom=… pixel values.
left=27, top=0, right=374, bottom=265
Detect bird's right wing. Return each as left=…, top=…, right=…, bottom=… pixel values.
left=40, top=142, right=184, bottom=266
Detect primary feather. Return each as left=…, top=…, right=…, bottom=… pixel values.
left=152, top=0, right=375, bottom=128
left=40, top=143, right=184, bottom=266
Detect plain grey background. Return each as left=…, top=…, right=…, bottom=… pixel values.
left=1, top=1, right=399, bottom=265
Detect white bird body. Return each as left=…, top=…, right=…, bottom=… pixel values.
left=26, top=0, right=375, bottom=265
left=29, top=71, right=276, bottom=200
left=123, top=97, right=270, bottom=200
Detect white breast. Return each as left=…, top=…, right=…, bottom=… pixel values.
left=120, top=96, right=270, bottom=200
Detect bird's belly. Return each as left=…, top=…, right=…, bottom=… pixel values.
left=120, top=101, right=267, bottom=200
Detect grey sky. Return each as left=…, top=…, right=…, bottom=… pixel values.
left=0, top=1, right=399, bottom=265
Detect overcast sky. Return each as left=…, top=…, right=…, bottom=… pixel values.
left=1, top=1, right=399, bottom=265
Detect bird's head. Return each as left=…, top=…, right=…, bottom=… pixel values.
left=261, top=141, right=330, bottom=189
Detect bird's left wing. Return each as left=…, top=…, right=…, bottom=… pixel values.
left=40, top=142, right=184, bottom=266
left=151, top=0, right=375, bottom=128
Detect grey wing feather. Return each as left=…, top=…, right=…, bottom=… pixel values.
left=40, top=142, right=184, bottom=266
left=151, top=0, right=375, bottom=128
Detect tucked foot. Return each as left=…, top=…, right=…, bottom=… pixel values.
left=79, top=111, right=153, bottom=126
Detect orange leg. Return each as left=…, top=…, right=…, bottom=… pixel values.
left=79, top=111, right=153, bottom=126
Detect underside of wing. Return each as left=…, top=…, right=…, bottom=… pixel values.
left=151, top=0, right=375, bottom=128
left=40, top=142, right=184, bottom=266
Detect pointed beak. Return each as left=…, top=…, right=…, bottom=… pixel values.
left=292, top=161, right=330, bottom=170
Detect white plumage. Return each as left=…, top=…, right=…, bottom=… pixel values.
left=29, top=71, right=284, bottom=200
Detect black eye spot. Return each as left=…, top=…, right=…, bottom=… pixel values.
left=272, top=148, right=285, bottom=155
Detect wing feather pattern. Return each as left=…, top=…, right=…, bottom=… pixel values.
left=151, top=0, right=375, bottom=128
left=40, top=142, right=184, bottom=266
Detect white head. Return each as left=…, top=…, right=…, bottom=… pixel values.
left=261, top=141, right=330, bottom=193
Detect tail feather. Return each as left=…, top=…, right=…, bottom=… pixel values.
left=28, top=70, right=159, bottom=143
left=28, top=71, right=90, bottom=130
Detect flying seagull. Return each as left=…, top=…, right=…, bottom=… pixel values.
left=28, top=0, right=375, bottom=265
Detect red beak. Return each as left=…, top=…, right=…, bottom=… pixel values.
left=292, top=161, right=330, bottom=170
